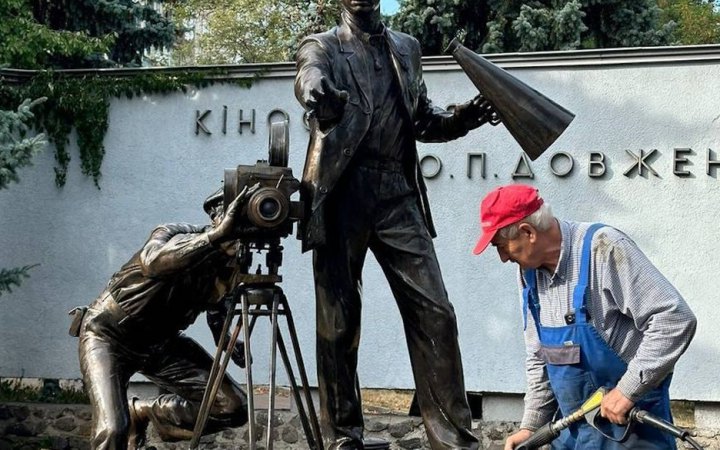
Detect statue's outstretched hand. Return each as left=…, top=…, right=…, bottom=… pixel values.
left=306, top=76, right=349, bottom=122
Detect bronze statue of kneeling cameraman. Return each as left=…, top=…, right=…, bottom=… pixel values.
left=70, top=185, right=257, bottom=450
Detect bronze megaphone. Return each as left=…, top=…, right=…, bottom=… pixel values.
left=447, top=38, right=575, bottom=160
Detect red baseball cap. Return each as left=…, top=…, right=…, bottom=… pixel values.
left=472, top=184, right=544, bottom=255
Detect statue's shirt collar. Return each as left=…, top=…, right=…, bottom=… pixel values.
left=342, top=12, right=386, bottom=44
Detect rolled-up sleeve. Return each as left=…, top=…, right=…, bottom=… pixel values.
left=139, top=223, right=216, bottom=278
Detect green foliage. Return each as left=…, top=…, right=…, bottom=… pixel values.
left=508, top=1, right=587, bottom=52
left=0, top=97, right=46, bottom=189
left=277, top=0, right=342, bottom=57
left=0, top=1, right=188, bottom=297
left=170, top=0, right=303, bottom=64
left=26, top=0, right=178, bottom=67
left=575, top=0, right=675, bottom=50
left=0, top=265, right=38, bottom=297
left=297, top=0, right=343, bottom=36
left=0, top=70, right=247, bottom=187
left=390, top=0, right=491, bottom=55
left=51, top=387, right=90, bottom=404
left=659, top=0, right=720, bottom=45
left=392, top=0, right=677, bottom=55
left=0, top=0, right=111, bottom=69
left=1, top=0, right=180, bottom=69
left=168, top=0, right=342, bottom=64
left=0, top=379, right=89, bottom=403
left=0, top=0, right=230, bottom=187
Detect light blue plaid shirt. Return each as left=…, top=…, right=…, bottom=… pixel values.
left=518, top=220, right=697, bottom=430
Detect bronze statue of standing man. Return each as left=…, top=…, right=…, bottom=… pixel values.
left=294, top=1, right=496, bottom=448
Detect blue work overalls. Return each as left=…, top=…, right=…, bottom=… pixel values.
left=523, top=223, right=676, bottom=449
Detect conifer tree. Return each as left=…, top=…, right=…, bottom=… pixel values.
left=0, top=0, right=110, bottom=69
left=0, top=98, right=45, bottom=297
left=1, top=0, right=179, bottom=68
left=391, top=0, right=490, bottom=55
left=391, top=0, right=676, bottom=55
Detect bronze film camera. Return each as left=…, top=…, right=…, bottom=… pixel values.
left=222, top=121, right=303, bottom=242
left=192, top=122, right=322, bottom=450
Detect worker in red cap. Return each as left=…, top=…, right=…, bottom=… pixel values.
left=473, top=184, right=697, bottom=450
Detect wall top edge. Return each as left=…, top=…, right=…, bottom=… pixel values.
left=3, top=44, right=720, bottom=82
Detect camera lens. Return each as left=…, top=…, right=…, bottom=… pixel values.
left=247, top=187, right=289, bottom=228
left=259, top=198, right=281, bottom=220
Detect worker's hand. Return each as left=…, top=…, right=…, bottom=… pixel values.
left=504, top=429, right=533, bottom=450
left=455, top=94, right=500, bottom=130
left=305, top=76, right=349, bottom=122
left=208, top=183, right=260, bottom=244
left=601, top=388, right=635, bottom=425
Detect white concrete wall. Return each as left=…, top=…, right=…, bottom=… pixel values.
left=1, top=47, right=719, bottom=401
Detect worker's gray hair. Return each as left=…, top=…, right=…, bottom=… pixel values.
left=497, top=202, right=555, bottom=239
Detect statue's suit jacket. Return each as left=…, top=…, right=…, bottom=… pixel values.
left=295, top=18, right=473, bottom=252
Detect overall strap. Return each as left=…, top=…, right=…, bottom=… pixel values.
left=571, top=223, right=605, bottom=324
left=522, top=269, right=541, bottom=335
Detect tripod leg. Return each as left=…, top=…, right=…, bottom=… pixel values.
left=282, top=297, right=323, bottom=449
left=242, top=291, right=257, bottom=449
left=248, top=304, right=261, bottom=334
left=277, top=295, right=324, bottom=449
left=266, top=293, right=281, bottom=450
left=276, top=332, right=319, bottom=449
left=190, top=298, right=240, bottom=449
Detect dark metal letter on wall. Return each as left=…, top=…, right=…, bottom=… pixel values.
left=673, top=148, right=693, bottom=177
left=238, top=109, right=256, bottom=134
left=623, top=149, right=659, bottom=177
left=467, top=153, right=486, bottom=179
left=222, top=106, right=228, bottom=135
left=512, top=153, right=534, bottom=179
left=708, top=149, right=720, bottom=176
left=550, top=152, right=574, bottom=177
left=420, top=154, right=443, bottom=178
left=589, top=152, right=606, bottom=178
left=196, top=110, right=212, bottom=135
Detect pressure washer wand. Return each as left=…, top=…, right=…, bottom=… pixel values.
left=629, top=409, right=703, bottom=450
left=513, top=421, right=559, bottom=450
left=515, top=387, right=705, bottom=450
left=515, top=388, right=606, bottom=450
